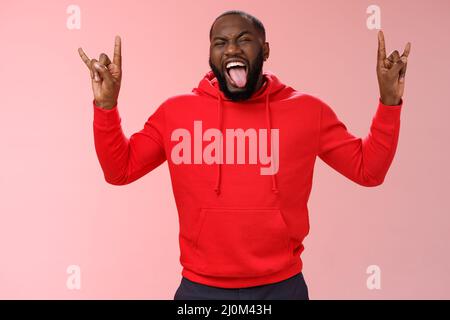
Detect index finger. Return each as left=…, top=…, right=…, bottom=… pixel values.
left=113, top=35, right=121, bottom=68
left=377, top=30, right=387, bottom=67
left=401, top=42, right=411, bottom=58
left=78, top=47, right=91, bottom=68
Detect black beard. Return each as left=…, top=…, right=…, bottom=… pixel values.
left=209, top=48, right=264, bottom=102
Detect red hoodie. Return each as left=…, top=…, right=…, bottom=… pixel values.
left=92, top=70, right=402, bottom=288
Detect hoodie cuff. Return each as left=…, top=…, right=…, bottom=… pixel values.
left=374, top=97, right=402, bottom=124
left=93, top=99, right=121, bottom=129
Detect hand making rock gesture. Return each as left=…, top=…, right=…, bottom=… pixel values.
left=377, top=30, right=411, bottom=106
left=78, top=36, right=122, bottom=109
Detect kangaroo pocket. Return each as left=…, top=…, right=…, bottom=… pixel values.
left=193, top=207, right=292, bottom=278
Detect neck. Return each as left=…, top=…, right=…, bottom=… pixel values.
left=254, top=73, right=265, bottom=92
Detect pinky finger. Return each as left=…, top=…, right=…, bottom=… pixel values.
left=399, top=58, right=408, bottom=81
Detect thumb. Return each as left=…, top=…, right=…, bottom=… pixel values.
left=93, top=62, right=114, bottom=84
left=389, top=57, right=407, bottom=77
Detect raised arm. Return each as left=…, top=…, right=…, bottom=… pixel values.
left=92, top=102, right=167, bottom=185
left=317, top=31, right=411, bottom=186
left=79, top=36, right=166, bottom=185
left=317, top=97, right=401, bottom=187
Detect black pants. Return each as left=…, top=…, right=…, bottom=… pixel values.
left=174, top=272, right=309, bottom=300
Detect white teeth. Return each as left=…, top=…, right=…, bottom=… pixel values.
left=226, top=61, right=246, bottom=69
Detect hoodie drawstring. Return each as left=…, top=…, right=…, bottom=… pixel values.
left=265, top=93, right=279, bottom=194
left=214, top=92, right=279, bottom=195
left=214, top=95, right=223, bottom=195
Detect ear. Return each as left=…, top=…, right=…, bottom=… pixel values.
left=263, top=42, right=270, bottom=61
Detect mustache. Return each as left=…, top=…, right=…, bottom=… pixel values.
left=208, top=49, right=264, bottom=101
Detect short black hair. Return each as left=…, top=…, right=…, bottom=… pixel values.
left=209, top=10, right=266, bottom=43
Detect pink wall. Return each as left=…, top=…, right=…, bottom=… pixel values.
left=0, top=0, right=449, bottom=299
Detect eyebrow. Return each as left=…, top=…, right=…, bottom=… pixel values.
left=212, top=30, right=253, bottom=41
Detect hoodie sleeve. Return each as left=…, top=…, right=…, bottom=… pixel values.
left=317, top=98, right=402, bottom=187
left=92, top=100, right=167, bottom=185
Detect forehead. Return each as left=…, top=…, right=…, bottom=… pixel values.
left=211, top=14, right=256, bottom=38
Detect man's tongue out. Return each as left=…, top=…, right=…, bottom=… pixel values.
left=228, top=67, right=247, bottom=88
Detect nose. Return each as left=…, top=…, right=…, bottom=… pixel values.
left=224, top=40, right=243, bottom=56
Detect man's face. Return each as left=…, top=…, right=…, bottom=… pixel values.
left=209, top=14, right=269, bottom=101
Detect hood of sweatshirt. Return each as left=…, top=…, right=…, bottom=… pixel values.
left=192, top=70, right=293, bottom=196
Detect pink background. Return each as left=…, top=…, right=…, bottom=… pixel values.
left=1, top=0, right=449, bottom=299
